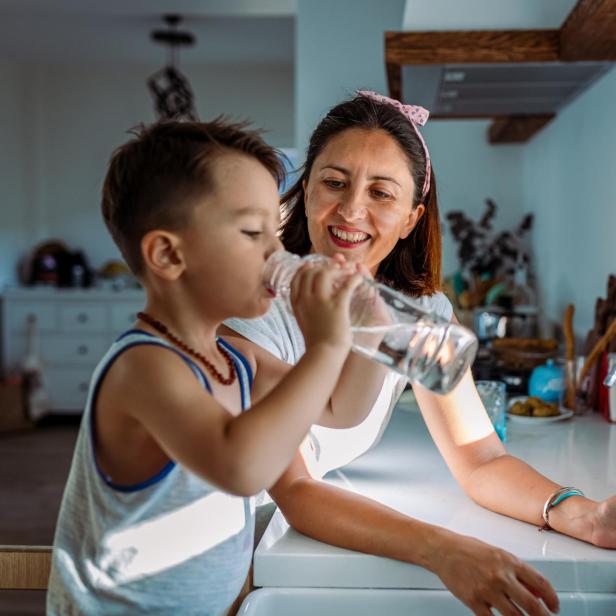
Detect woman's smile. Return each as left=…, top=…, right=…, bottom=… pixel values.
left=328, top=225, right=371, bottom=248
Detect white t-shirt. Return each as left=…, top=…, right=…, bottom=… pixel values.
left=226, top=291, right=453, bottom=479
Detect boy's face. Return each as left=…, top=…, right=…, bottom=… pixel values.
left=181, top=152, right=282, bottom=320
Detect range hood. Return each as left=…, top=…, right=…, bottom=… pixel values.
left=386, top=0, right=616, bottom=143
left=402, top=61, right=612, bottom=118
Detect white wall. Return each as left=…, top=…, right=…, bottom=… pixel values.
left=0, top=62, right=31, bottom=286
left=403, top=0, right=576, bottom=30
left=422, top=120, right=525, bottom=276
left=0, top=60, right=293, bottom=287
left=295, top=0, right=406, bottom=151
left=523, top=67, right=616, bottom=336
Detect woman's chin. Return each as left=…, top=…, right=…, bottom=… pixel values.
left=317, top=239, right=368, bottom=261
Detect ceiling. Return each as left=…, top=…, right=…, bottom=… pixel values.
left=0, top=0, right=296, bottom=65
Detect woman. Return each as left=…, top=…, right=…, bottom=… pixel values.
left=222, top=92, right=616, bottom=616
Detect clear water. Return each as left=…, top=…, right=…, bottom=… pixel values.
left=351, top=322, right=458, bottom=395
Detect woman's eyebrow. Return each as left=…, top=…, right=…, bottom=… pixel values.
left=321, top=165, right=401, bottom=188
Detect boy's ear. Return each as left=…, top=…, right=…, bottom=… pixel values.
left=141, top=230, right=185, bottom=280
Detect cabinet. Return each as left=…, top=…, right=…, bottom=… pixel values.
left=0, top=287, right=145, bottom=414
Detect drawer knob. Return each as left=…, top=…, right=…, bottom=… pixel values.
left=77, top=313, right=89, bottom=324
left=77, top=345, right=89, bottom=355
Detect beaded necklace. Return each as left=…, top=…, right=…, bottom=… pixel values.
left=137, top=311, right=236, bottom=386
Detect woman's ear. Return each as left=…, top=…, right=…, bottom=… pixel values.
left=399, top=203, right=425, bottom=240
left=141, top=230, right=185, bottom=281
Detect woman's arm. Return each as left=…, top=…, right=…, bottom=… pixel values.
left=413, top=370, right=616, bottom=548
left=269, top=451, right=559, bottom=616
left=219, top=324, right=386, bottom=429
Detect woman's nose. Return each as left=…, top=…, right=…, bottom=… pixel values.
left=337, top=191, right=366, bottom=221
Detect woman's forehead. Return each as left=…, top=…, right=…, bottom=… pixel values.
left=315, top=128, right=412, bottom=178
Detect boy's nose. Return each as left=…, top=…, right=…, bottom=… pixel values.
left=268, top=236, right=284, bottom=257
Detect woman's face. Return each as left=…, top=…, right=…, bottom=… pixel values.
left=303, top=128, right=424, bottom=275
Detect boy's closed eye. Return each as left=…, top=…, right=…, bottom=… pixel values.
left=242, top=230, right=263, bottom=238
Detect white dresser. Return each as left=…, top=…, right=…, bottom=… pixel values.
left=0, top=286, right=145, bottom=414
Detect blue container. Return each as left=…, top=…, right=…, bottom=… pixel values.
left=528, top=359, right=564, bottom=402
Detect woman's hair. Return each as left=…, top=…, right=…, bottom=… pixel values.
left=280, top=95, right=441, bottom=296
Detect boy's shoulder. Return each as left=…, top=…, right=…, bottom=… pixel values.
left=100, top=339, right=209, bottom=413
left=219, top=333, right=258, bottom=376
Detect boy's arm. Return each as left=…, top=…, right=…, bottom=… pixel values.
left=220, top=326, right=386, bottom=429
left=111, top=338, right=347, bottom=497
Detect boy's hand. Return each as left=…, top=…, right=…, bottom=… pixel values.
left=290, top=260, right=362, bottom=351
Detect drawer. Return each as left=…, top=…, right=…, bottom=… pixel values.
left=46, top=366, right=94, bottom=412
left=59, top=304, right=108, bottom=333
left=110, top=303, right=143, bottom=334
left=41, top=334, right=109, bottom=365
left=5, top=302, right=57, bottom=333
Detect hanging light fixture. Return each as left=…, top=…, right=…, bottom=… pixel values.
left=147, top=14, right=198, bottom=121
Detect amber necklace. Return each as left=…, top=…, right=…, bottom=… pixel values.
left=137, top=311, right=236, bottom=386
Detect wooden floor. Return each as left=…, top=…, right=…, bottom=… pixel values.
left=0, top=415, right=80, bottom=615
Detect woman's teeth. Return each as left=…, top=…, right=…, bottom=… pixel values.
left=330, top=227, right=369, bottom=243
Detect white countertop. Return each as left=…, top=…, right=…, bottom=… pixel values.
left=255, top=395, right=616, bottom=592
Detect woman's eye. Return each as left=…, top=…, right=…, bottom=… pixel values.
left=242, top=230, right=262, bottom=238
left=323, top=179, right=345, bottom=189
left=371, top=189, right=392, bottom=199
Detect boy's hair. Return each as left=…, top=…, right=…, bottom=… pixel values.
left=102, top=119, right=284, bottom=275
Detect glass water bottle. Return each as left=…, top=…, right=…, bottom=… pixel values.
left=263, top=251, right=478, bottom=395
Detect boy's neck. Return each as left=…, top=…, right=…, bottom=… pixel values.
left=140, top=296, right=222, bottom=357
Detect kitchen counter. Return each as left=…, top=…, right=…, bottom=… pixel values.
left=255, top=395, right=616, bottom=592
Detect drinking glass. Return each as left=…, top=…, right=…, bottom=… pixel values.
left=476, top=380, right=507, bottom=442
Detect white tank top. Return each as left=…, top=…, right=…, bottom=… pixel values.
left=47, top=330, right=254, bottom=616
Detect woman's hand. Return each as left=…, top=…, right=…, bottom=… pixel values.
left=431, top=530, right=559, bottom=616
left=589, top=495, right=616, bottom=548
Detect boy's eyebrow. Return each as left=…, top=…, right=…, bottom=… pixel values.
left=320, top=165, right=401, bottom=188
left=232, top=206, right=269, bottom=217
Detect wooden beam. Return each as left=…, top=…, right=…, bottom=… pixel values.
left=488, top=115, right=555, bottom=144
left=560, top=0, right=616, bottom=60
left=385, top=30, right=560, bottom=65
left=386, top=62, right=402, bottom=102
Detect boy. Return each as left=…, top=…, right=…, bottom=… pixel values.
left=47, top=119, right=361, bottom=615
